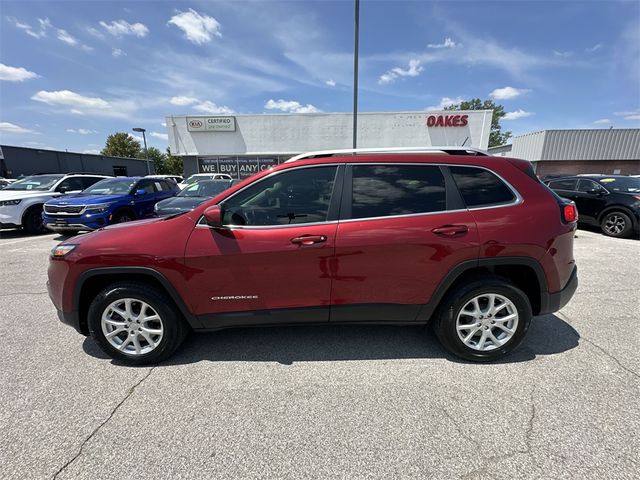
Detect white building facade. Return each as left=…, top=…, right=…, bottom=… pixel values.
left=166, top=111, right=493, bottom=178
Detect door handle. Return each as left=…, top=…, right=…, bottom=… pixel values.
left=291, top=235, right=327, bottom=245
left=431, top=225, right=469, bottom=236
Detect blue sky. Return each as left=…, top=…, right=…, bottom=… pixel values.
left=1, top=0, right=639, bottom=153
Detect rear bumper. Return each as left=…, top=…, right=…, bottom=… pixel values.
left=539, top=266, right=578, bottom=315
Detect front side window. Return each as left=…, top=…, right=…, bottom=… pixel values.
left=577, top=179, right=606, bottom=193
left=56, top=177, right=86, bottom=192
left=137, top=179, right=156, bottom=194
left=450, top=166, right=516, bottom=208
left=351, top=165, right=446, bottom=219
left=222, top=166, right=338, bottom=226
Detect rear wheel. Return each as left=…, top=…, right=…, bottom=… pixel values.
left=601, top=211, right=633, bottom=238
left=87, top=282, right=189, bottom=365
left=433, top=277, right=532, bottom=362
left=23, top=205, right=46, bottom=234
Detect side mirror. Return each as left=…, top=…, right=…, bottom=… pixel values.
left=135, top=189, right=147, bottom=196
left=203, top=205, right=224, bottom=228
left=58, top=186, right=70, bottom=193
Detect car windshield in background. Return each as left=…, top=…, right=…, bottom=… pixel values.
left=5, top=174, right=63, bottom=191
left=598, top=177, right=640, bottom=193
left=178, top=181, right=230, bottom=198
left=83, top=178, right=136, bottom=195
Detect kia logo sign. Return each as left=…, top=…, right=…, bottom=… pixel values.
left=426, top=114, right=468, bottom=127
left=189, top=120, right=203, bottom=128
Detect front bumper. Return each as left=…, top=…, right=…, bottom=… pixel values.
left=42, top=211, right=108, bottom=231
left=539, top=266, right=578, bottom=315
left=56, top=308, right=86, bottom=335
left=0, top=206, right=23, bottom=227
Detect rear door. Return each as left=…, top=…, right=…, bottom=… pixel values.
left=547, top=178, right=579, bottom=202
left=134, top=179, right=158, bottom=217
left=330, top=163, right=479, bottom=322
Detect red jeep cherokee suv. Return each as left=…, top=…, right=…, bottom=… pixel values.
left=47, top=150, right=578, bottom=365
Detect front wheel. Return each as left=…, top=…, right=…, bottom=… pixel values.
left=433, top=277, right=532, bottom=362
left=87, top=282, right=189, bottom=365
left=23, top=206, right=46, bottom=234
left=601, top=211, right=633, bottom=238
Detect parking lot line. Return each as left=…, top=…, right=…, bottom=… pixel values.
left=0, top=234, right=57, bottom=246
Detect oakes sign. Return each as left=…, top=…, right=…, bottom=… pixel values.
left=426, top=114, right=468, bottom=127
left=187, top=116, right=236, bottom=132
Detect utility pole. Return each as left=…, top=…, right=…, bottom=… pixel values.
left=352, top=0, right=360, bottom=149
left=132, top=127, right=150, bottom=174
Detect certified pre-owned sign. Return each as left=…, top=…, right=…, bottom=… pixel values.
left=187, top=116, right=236, bottom=132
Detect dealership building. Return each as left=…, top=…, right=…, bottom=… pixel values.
left=166, top=111, right=493, bottom=178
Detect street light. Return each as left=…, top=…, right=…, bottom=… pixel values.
left=132, top=127, right=150, bottom=174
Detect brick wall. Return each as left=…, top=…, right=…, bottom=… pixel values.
left=535, top=160, right=640, bottom=177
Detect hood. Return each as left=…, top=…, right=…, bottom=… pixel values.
left=155, top=196, right=207, bottom=213
left=46, top=193, right=129, bottom=206
left=0, top=189, right=57, bottom=201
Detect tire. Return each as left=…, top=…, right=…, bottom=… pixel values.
left=87, top=282, right=189, bottom=365
left=23, top=205, right=46, bottom=234
left=433, top=276, right=532, bottom=362
left=600, top=211, right=633, bottom=238
left=113, top=210, right=135, bottom=224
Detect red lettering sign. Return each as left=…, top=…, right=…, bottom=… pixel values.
left=426, top=114, right=468, bottom=127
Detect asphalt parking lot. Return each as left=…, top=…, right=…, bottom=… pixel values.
left=0, top=229, right=638, bottom=480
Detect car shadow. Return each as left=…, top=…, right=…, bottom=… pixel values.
left=0, top=229, right=53, bottom=239
left=82, top=313, right=579, bottom=367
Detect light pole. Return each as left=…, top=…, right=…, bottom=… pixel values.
left=352, top=0, right=360, bottom=149
left=132, top=127, right=150, bottom=174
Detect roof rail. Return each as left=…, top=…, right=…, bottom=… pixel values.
left=285, top=146, right=488, bottom=163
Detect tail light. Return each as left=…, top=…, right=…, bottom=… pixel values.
left=562, top=203, right=578, bottom=223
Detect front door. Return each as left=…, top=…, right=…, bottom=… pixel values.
left=575, top=179, right=608, bottom=223
left=184, top=164, right=343, bottom=328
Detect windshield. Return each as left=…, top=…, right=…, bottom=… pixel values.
left=5, top=175, right=63, bottom=191
left=178, top=181, right=230, bottom=198
left=83, top=178, right=137, bottom=195
left=598, top=177, right=640, bottom=193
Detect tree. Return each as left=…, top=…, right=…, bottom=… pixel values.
left=144, top=146, right=166, bottom=173
left=101, top=132, right=142, bottom=158
left=445, top=99, right=511, bottom=147
left=161, top=148, right=183, bottom=176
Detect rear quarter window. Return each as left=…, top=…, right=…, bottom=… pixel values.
left=450, top=166, right=516, bottom=208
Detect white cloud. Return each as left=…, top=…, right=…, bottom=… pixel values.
left=86, top=27, right=105, bottom=39
left=503, top=109, right=534, bottom=120
left=168, top=9, right=222, bottom=45
left=614, top=110, right=640, bottom=121
left=150, top=131, right=169, bottom=141
left=489, top=86, right=531, bottom=100
left=427, top=37, right=458, bottom=49
left=378, top=59, right=423, bottom=85
left=0, top=63, right=39, bottom=81
left=193, top=100, right=234, bottom=114
left=553, top=50, right=572, bottom=58
left=56, top=28, right=77, bottom=46
left=593, top=119, right=611, bottom=125
left=0, top=122, right=37, bottom=134
left=6, top=17, right=51, bottom=39
left=112, top=48, right=126, bottom=57
left=99, top=20, right=149, bottom=37
left=66, top=128, right=97, bottom=135
left=32, top=90, right=111, bottom=111
left=82, top=149, right=100, bottom=154
left=170, top=95, right=199, bottom=106
left=264, top=99, right=320, bottom=113
left=585, top=43, right=603, bottom=53
left=426, top=96, right=464, bottom=111
left=161, top=122, right=167, bottom=127
left=325, top=79, right=336, bottom=87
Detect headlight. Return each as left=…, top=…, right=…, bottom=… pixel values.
left=85, top=203, right=111, bottom=213
left=51, top=244, right=78, bottom=258
left=0, top=199, right=21, bottom=207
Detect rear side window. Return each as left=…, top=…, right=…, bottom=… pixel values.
left=547, top=179, right=577, bottom=191
left=450, top=166, right=516, bottom=208
left=351, top=165, right=446, bottom=219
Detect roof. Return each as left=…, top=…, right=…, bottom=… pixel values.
left=510, top=129, right=640, bottom=161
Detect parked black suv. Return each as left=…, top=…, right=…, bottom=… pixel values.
left=545, top=175, right=640, bottom=238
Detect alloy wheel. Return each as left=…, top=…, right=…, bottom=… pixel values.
left=101, top=298, right=164, bottom=355
left=604, top=215, right=626, bottom=236
left=456, top=294, right=519, bottom=351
